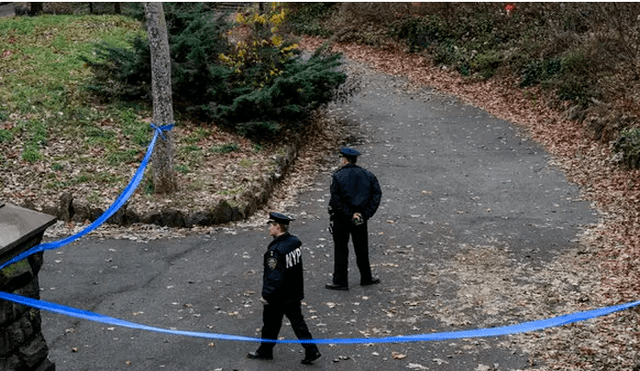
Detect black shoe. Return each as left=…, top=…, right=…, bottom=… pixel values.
left=247, top=350, right=273, bottom=360
left=361, top=278, right=380, bottom=286
left=325, top=283, right=348, bottom=291
left=301, top=350, right=321, bottom=365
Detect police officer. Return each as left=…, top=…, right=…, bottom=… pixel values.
left=247, top=212, right=321, bottom=365
left=326, top=147, right=382, bottom=290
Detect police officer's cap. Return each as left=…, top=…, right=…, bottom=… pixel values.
left=268, top=212, right=295, bottom=225
left=339, top=147, right=360, bottom=157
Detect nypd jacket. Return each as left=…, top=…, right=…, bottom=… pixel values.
left=329, top=163, right=382, bottom=221
left=262, top=233, right=304, bottom=304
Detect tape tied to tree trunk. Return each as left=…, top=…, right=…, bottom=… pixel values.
left=0, top=124, right=173, bottom=271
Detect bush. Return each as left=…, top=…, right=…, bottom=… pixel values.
left=209, top=53, right=346, bottom=129
left=540, top=49, right=597, bottom=106
left=388, top=16, right=446, bottom=53
left=520, top=58, right=562, bottom=87
left=81, top=36, right=152, bottom=100
left=83, top=3, right=350, bottom=141
left=612, top=128, right=640, bottom=169
left=285, top=3, right=337, bottom=37
left=82, top=3, right=230, bottom=105
left=235, top=121, right=281, bottom=141
left=472, top=50, right=503, bottom=79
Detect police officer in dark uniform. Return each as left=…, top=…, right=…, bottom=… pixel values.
left=326, top=147, right=382, bottom=290
left=247, top=212, right=321, bottom=365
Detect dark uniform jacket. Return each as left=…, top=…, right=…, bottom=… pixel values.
left=329, top=163, right=382, bottom=221
left=262, top=233, right=304, bottom=304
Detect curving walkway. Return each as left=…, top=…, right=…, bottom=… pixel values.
left=38, top=59, right=598, bottom=370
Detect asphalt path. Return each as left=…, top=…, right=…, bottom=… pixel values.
left=38, top=63, right=598, bottom=370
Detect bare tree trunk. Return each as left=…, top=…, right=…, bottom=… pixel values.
left=143, top=2, right=177, bottom=194
left=114, top=2, right=121, bottom=14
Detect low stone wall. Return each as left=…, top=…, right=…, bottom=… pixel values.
left=1, top=252, right=54, bottom=371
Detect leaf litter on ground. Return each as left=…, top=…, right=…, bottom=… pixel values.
left=298, top=36, right=640, bottom=370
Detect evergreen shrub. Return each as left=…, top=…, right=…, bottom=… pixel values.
left=82, top=3, right=349, bottom=142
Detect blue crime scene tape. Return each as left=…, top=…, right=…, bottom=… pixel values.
left=0, top=291, right=639, bottom=344
left=1, top=121, right=639, bottom=345
left=0, top=124, right=173, bottom=272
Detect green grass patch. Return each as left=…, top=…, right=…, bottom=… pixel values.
left=108, top=148, right=139, bottom=166
left=211, top=143, right=239, bottom=154
left=85, top=126, right=117, bottom=144
left=0, top=15, right=143, bottom=112
left=183, top=127, right=213, bottom=144
left=0, top=129, right=13, bottom=143
left=238, top=158, right=256, bottom=168
left=0, top=14, right=146, bottom=168
left=119, top=107, right=149, bottom=146
left=15, top=119, right=47, bottom=162
left=21, top=147, right=41, bottom=163
left=175, top=164, right=190, bottom=174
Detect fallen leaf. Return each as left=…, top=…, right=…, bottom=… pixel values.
left=392, top=352, right=407, bottom=359
left=407, top=363, right=429, bottom=370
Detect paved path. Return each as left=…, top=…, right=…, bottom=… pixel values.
left=39, top=62, right=597, bottom=370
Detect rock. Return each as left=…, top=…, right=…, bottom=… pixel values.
left=106, top=202, right=128, bottom=225
left=58, top=193, right=73, bottom=221
left=71, top=199, right=90, bottom=223
left=18, top=333, right=48, bottom=369
left=185, top=210, right=213, bottom=227
left=160, top=209, right=185, bottom=228
left=141, top=210, right=162, bottom=225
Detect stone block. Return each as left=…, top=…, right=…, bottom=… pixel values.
left=141, top=210, right=162, bottom=225
left=18, top=311, right=35, bottom=340
left=0, top=260, right=34, bottom=292
left=212, top=200, right=234, bottom=224
left=34, top=358, right=55, bottom=371
left=0, top=354, right=21, bottom=370
left=58, top=193, right=73, bottom=221
left=185, top=210, right=213, bottom=227
left=0, top=299, right=16, bottom=327
left=160, top=209, right=185, bottom=227
left=15, top=276, right=40, bottom=299
left=28, top=252, right=44, bottom=276
left=106, top=203, right=127, bottom=225
left=0, top=319, right=25, bottom=356
left=70, top=199, right=90, bottom=223
left=19, top=333, right=48, bottom=369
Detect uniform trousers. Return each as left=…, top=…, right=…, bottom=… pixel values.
left=258, top=300, right=318, bottom=353
left=331, top=219, right=373, bottom=286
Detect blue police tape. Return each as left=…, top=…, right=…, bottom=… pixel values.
left=2, top=121, right=639, bottom=344
left=1, top=290, right=638, bottom=344
left=0, top=124, right=174, bottom=272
